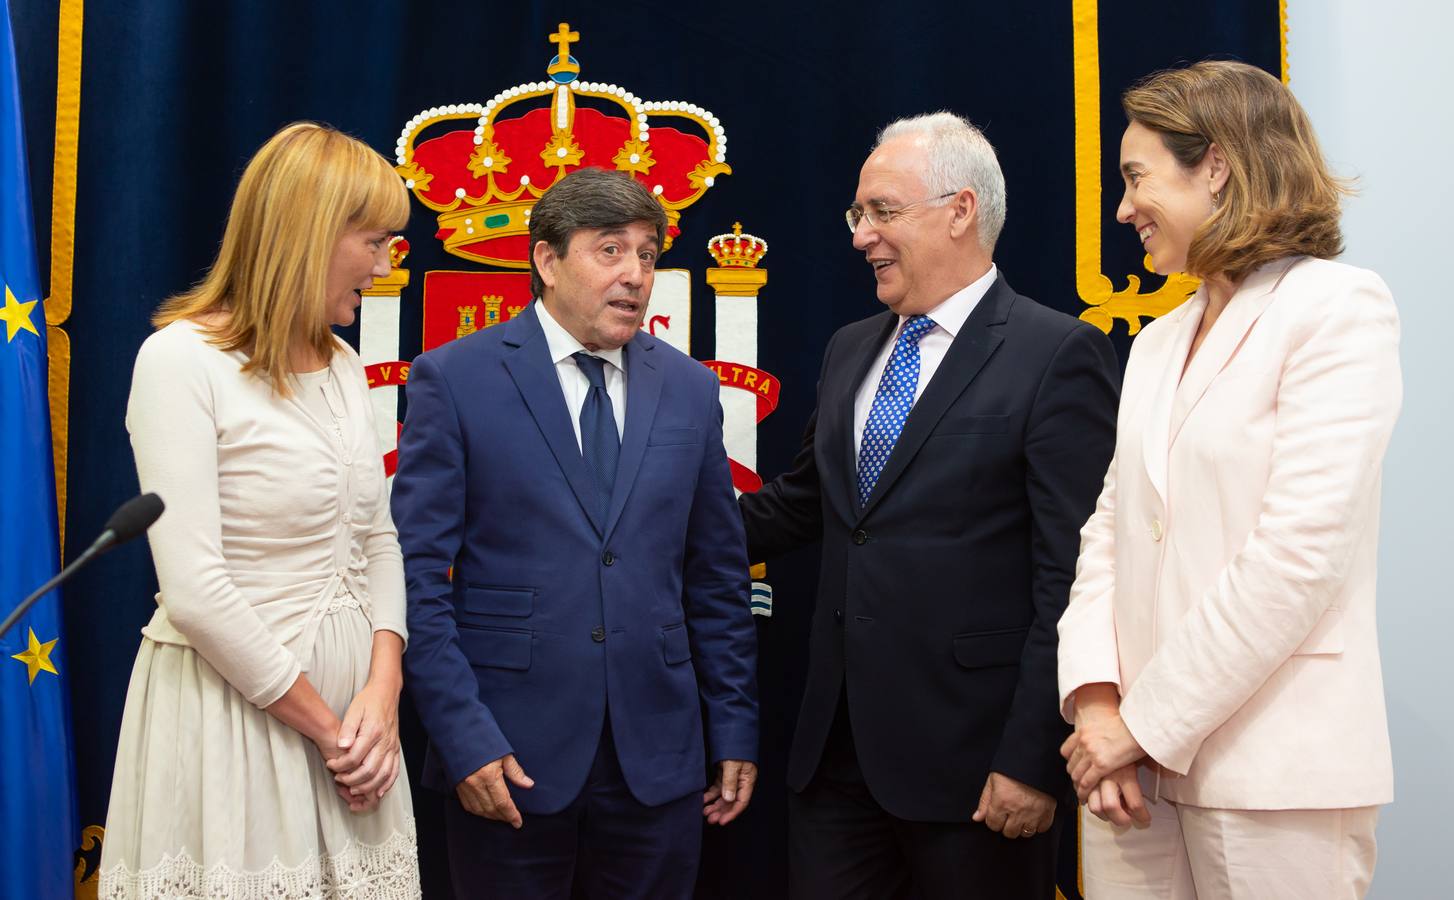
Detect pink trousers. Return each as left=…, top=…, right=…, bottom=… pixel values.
left=1080, top=795, right=1378, bottom=899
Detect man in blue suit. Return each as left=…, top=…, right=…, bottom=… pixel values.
left=393, top=168, right=759, bottom=898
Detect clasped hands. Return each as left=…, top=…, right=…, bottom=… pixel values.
left=318, top=678, right=405, bottom=814
left=1060, top=683, right=1151, bottom=828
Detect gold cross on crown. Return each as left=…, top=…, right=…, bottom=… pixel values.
left=546, top=22, right=575, bottom=66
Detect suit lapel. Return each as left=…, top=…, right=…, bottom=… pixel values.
left=1168, top=257, right=1297, bottom=445
left=857, top=276, right=1011, bottom=521
left=501, top=304, right=607, bottom=535
left=604, top=333, right=662, bottom=540
left=1141, top=295, right=1203, bottom=509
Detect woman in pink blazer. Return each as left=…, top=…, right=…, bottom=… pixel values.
left=1057, top=61, right=1400, bottom=899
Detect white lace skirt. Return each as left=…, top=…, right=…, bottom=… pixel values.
left=98, top=599, right=420, bottom=899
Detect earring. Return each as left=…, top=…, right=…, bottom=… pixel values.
left=1211, top=190, right=1223, bottom=212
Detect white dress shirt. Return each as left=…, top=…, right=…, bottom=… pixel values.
left=534, top=300, right=627, bottom=449
left=852, top=265, right=997, bottom=464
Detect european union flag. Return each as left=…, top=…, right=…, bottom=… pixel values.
left=1, top=0, right=80, bottom=894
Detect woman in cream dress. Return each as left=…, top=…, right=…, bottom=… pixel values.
left=1057, top=62, right=1399, bottom=898
left=100, top=123, right=420, bottom=898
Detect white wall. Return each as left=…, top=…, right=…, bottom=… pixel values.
left=1289, top=3, right=1454, bottom=895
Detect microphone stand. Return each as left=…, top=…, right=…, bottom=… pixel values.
left=0, top=534, right=112, bottom=641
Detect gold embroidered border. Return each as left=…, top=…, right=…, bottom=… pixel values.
left=1072, top=0, right=1200, bottom=336
left=1280, top=0, right=1290, bottom=84
left=47, top=0, right=82, bottom=551
left=1073, top=1, right=1291, bottom=337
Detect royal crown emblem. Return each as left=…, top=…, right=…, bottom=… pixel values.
left=364, top=31, right=775, bottom=612
left=393, top=23, right=730, bottom=268
left=707, top=223, right=768, bottom=269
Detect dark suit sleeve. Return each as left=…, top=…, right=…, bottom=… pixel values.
left=682, top=369, right=760, bottom=765
left=737, top=331, right=836, bottom=560
left=990, top=323, right=1120, bottom=795
left=393, top=352, right=513, bottom=785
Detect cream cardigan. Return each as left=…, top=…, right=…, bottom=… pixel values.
left=126, top=321, right=406, bottom=707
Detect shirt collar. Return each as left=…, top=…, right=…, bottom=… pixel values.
left=533, top=300, right=626, bottom=373
left=906, top=263, right=998, bottom=338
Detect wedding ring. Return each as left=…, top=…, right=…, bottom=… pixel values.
left=1021, top=827, right=1035, bottom=836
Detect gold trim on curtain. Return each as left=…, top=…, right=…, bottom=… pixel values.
left=47, top=0, right=82, bottom=554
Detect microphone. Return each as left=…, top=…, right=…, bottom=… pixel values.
left=0, top=493, right=165, bottom=640
left=91, top=492, right=166, bottom=555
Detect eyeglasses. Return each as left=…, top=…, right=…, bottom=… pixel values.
left=845, top=192, right=958, bottom=232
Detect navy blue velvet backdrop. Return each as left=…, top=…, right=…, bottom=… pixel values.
left=13, top=2, right=1279, bottom=896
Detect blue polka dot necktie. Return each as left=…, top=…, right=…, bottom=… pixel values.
left=573, top=352, right=619, bottom=519
left=857, top=315, right=935, bottom=507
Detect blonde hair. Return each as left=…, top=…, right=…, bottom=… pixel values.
left=155, top=122, right=408, bottom=394
left=1122, top=60, right=1349, bottom=283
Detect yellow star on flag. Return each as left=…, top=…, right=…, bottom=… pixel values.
left=1, top=282, right=40, bottom=342
left=10, top=627, right=59, bottom=685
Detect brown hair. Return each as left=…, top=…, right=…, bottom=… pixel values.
left=527, top=168, right=667, bottom=298
left=1122, top=60, right=1349, bottom=282
left=154, top=122, right=408, bottom=395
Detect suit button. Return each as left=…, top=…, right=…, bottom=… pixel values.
left=834, top=609, right=843, bottom=623
left=603, top=551, right=615, bottom=566
left=591, top=625, right=606, bottom=643
left=851, top=530, right=868, bottom=545
left=1151, top=519, right=1164, bottom=542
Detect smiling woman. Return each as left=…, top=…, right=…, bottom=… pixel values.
left=99, top=123, right=422, bottom=899
left=1058, top=61, right=1399, bottom=900
left=151, top=122, right=410, bottom=393
left=327, top=228, right=396, bottom=330
left=1116, top=61, right=1347, bottom=286
left=1115, top=120, right=1228, bottom=277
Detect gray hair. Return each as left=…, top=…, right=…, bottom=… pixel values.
left=528, top=168, right=668, bottom=297
left=876, top=112, right=1006, bottom=252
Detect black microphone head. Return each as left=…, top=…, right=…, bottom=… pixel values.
left=103, top=493, right=165, bottom=545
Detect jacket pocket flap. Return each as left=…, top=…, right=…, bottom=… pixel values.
left=935, top=414, right=1011, bottom=435
left=458, top=627, right=532, bottom=670
left=463, top=586, right=534, bottom=618
left=952, top=627, right=1029, bottom=668
left=648, top=425, right=699, bottom=446
left=662, top=623, right=692, bottom=664
left=1293, top=609, right=1344, bottom=655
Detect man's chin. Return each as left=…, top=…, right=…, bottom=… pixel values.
left=593, top=327, right=638, bottom=351
left=617, top=320, right=646, bottom=344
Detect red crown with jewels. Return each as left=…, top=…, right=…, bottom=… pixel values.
left=393, top=23, right=730, bottom=268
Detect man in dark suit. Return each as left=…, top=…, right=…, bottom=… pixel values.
left=740, top=112, right=1119, bottom=897
left=393, top=169, right=759, bottom=898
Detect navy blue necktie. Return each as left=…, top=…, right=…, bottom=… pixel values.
left=857, top=314, right=935, bottom=507
left=573, top=352, right=619, bottom=519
